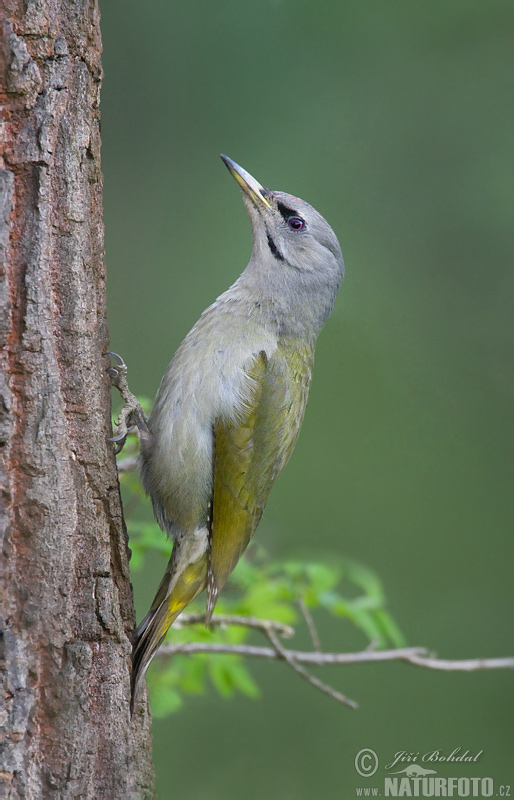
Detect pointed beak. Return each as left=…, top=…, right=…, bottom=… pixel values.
left=221, top=154, right=273, bottom=210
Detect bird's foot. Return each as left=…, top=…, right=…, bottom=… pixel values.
left=106, top=352, right=149, bottom=454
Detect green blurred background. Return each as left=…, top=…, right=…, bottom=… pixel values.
left=101, top=1, right=513, bottom=797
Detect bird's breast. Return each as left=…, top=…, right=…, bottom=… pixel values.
left=140, top=307, right=280, bottom=535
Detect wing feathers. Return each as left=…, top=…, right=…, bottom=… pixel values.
left=206, top=345, right=312, bottom=618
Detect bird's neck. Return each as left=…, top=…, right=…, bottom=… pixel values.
left=228, top=267, right=337, bottom=343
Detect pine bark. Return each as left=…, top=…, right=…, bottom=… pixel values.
left=0, top=2, right=155, bottom=797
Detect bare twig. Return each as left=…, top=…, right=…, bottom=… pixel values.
left=264, top=626, right=358, bottom=709
left=400, top=654, right=514, bottom=672
left=174, top=612, right=295, bottom=639
left=158, top=640, right=514, bottom=672
left=298, top=598, right=321, bottom=653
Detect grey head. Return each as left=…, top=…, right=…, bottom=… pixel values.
left=221, top=155, right=344, bottom=338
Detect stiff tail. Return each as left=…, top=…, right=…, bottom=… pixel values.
left=130, top=549, right=208, bottom=714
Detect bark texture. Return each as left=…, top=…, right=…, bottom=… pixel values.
left=0, top=2, right=155, bottom=797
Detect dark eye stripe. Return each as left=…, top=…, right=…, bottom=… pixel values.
left=277, top=201, right=297, bottom=221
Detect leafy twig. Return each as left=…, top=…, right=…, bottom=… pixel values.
left=156, top=612, right=514, bottom=708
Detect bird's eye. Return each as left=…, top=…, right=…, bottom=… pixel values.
left=287, top=216, right=305, bottom=231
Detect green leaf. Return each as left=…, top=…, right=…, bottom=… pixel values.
left=239, top=581, right=297, bottom=624
left=208, top=656, right=237, bottom=698
left=374, top=609, right=406, bottom=648
left=127, top=520, right=170, bottom=571
left=178, top=656, right=207, bottom=695
left=345, top=605, right=384, bottom=644
left=207, top=655, right=260, bottom=700
left=148, top=672, right=184, bottom=717
left=344, top=561, right=384, bottom=602
left=305, top=562, right=341, bottom=594
left=224, top=660, right=260, bottom=699
left=150, top=687, right=183, bottom=717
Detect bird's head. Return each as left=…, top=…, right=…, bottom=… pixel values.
left=221, top=155, right=344, bottom=336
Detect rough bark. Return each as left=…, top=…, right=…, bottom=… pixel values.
left=0, top=2, right=155, bottom=797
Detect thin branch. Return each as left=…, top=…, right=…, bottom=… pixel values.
left=157, top=640, right=514, bottom=672
left=298, top=598, right=321, bottom=653
left=163, top=611, right=356, bottom=706
left=400, top=654, right=514, bottom=672
left=155, top=613, right=514, bottom=711
left=158, top=613, right=514, bottom=685
left=174, top=612, right=295, bottom=639
left=264, top=626, right=358, bottom=709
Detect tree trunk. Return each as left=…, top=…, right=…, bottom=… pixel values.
left=0, top=2, right=155, bottom=797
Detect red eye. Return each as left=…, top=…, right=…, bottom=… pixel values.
left=287, top=216, right=304, bottom=231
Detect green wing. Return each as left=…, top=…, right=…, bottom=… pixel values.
left=206, top=344, right=313, bottom=619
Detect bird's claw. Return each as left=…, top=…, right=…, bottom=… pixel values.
left=105, top=352, right=128, bottom=391
left=107, top=351, right=126, bottom=368
left=112, top=436, right=130, bottom=456
left=105, top=351, right=149, bottom=455
left=108, top=424, right=136, bottom=455
left=107, top=425, right=136, bottom=443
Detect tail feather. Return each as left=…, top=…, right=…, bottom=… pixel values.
left=130, top=549, right=208, bottom=714
left=205, top=568, right=219, bottom=625
left=133, top=548, right=179, bottom=645
left=131, top=600, right=180, bottom=714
